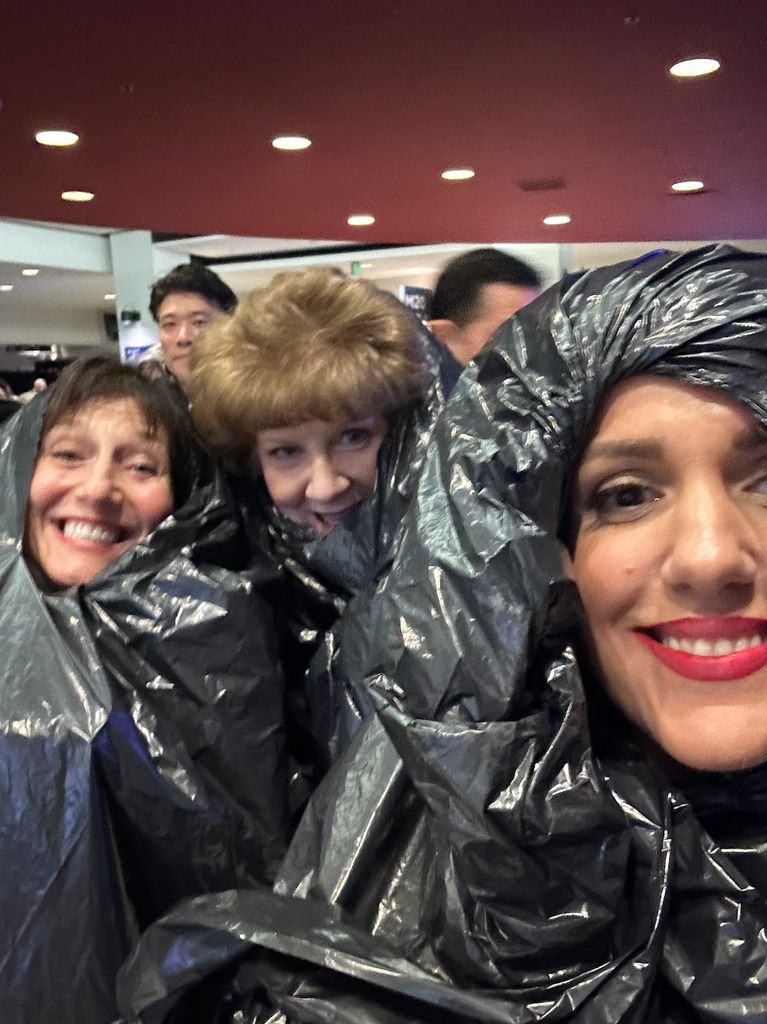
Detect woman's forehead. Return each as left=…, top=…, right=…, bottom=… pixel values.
left=46, top=396, right=163, bottom=442
left=585, top=376, right=762, bottom=451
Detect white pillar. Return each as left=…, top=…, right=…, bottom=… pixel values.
left=556, top=244, right=574, bottom=278
left=109, top=230, right=158, bottom=364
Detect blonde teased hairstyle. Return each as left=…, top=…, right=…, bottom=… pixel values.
left=187, top=268, right=429, bottom=468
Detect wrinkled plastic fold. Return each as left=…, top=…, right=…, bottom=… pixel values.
left=121, top=245, right=767, bottom=1023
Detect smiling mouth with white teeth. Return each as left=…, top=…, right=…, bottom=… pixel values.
left=635, top=618, right=767, bottom=681
left=60, top=519, right=123, bottom=545
left=661, top=634, right=764, bottom=656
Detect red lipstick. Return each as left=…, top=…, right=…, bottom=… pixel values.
left=635, top=617, right=767, bottom=682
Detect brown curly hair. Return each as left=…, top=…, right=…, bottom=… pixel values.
left=186, top=268, right=428, bottom=468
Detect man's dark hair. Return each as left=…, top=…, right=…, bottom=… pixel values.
left=149, top=263, right=237, bottom=321
left=41, top=356, right=195, bottom=503
left=428, top=248, right=541, bottom=327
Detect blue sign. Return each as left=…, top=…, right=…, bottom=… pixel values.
left=123, top=345, right=154, bottom=364
left=399, top=285, right=432, bottom=322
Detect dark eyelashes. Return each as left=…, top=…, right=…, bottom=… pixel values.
left=579, top=480, right=658, bottom=524
left=592, top=483, right=645, bottom=510
left=262, top=426, right=375, bottom=461
left=341, top=429, right=372, bottom=445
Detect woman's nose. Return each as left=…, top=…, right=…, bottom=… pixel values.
left=661, top=480, right=757, bottom=601
left=304, top=456, right=348, bottom=503
left=75, top=464, right=121, bottom=505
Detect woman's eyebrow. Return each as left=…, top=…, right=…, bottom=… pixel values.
left=116, top=438, right=166, bottom=456
left=733, top=426, right=767, bottom=452
left=580, top=440, right=662, bottom=463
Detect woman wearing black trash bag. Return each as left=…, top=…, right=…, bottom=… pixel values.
left=0, top=357, right=291, bottom=1024
left=119, top=245, right=767, bottom=1024
left=186, top=268, right=444, bottom=772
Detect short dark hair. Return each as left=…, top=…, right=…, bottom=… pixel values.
left=149, top=263, right=237, bottom=321
left=428, top=248, right=541, bottom=327
left=41, top=356, right=195, bottom=503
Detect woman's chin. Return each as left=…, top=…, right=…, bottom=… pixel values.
left=650, top=725, right=767, bottom=775
left=33, top=548, right=128, bottom=589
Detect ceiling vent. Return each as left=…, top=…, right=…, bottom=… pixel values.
left=518, top=178, right=566, bottom=193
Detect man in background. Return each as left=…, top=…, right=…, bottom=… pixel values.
left=141, top=263, right=237, bottom=383
left=427, top=248, right=541, bottom=370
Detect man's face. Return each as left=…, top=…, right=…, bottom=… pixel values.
left=430, top=282, right=540, bottom=367
left=157, top=292, right=222, bottom=380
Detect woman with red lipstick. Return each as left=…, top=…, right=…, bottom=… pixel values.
left=573, top=375, right=767, bottom=773
left=120, top=246, right=767, bottom=1024
left=1, top=358, right=293, bottom=1024
left=187, top=268, right=441, bottom=770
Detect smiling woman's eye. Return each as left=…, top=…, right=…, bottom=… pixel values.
left=130, top=461, right=159, bottom=476
left=50, top=448, right=82, bottom=463
left=582, top=479, right=661, bottom=525
left=268, top=445, right=301, bottom=461
left=338, top=427, right=372, bottom=447
left=745, top=469, right=767, bottom=498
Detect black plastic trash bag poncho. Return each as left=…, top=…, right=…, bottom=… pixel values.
left=244, top=317, right=448, bottom=777
left=119, top=244, right=767, bottom=1024
left=0, top=395, right=292, bottom=1024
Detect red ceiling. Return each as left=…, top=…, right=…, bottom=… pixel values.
left=1, top=0, right=765, bottom=245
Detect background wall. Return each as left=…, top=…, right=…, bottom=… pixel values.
left=0, top=304, right=109, bottom=348
left=2, top=230, right=766, bottom=355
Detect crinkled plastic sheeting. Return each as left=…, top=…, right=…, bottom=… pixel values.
left=0, top=394, right=291, bottom=1023
left=120, top=245, right=767, bottom=1023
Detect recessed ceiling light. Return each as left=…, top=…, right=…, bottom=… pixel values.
left=543, top=214, right=570, bottom=225
left=104, top=293, right=116, bottom=301
left=441, top=168, right=475, bottom=181
left=347, top=214, right=375, bottom=226
left=671, top=180, right=705, bottom=192
left=272, top=135, right=311, bottom=150
left=36, top=129, right=79, bottom=147
left=360, top=263, right=374, bottom=268
left=669, top=57, right=720, bottom=78
left=61, top=190, right=94, bottom=202
left=22, top=268, right=39, bottom=276
left=0, top=285, right=13, bottom=292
